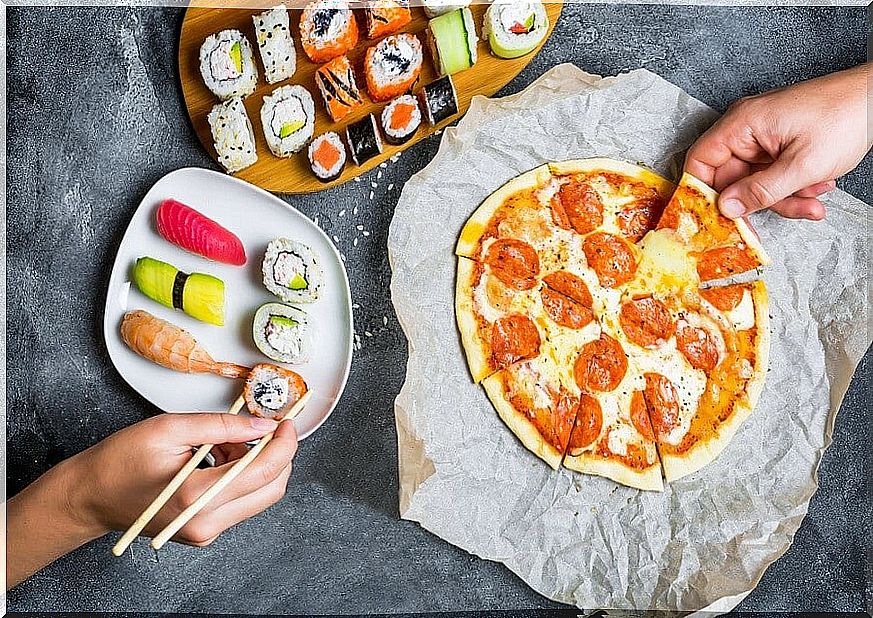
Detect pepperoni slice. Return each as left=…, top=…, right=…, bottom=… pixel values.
left=617, top=196, right=666, bottom=242
left=509, top=387, right=576, bottom=451
left=582, top=232, right=637, bottom=288
left=551, top=180, right=604, bottom=234
left=485, top=238, right=540, bottom=290
left=574, top=334, right=628, bottom=392
left=541, top=271, right=594, bottom=329
left=700, top=284, right=745, bottom=311
left=643, top=373, right=680, bottom=439
left=696, top=245, right=758, bottom=282
left=567, top=393, right=603, bottom=452
left=491, top=314, right=541, bottom=369
left=619, top=297, right=675, bottom=348
left=676, top=324, right=719, bottom=372
left=629, top=391, right=655, bottom=441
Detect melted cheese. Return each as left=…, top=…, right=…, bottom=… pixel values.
left=629, top=228, right=699, bottom=296
left=726, top=289, right=755, bottom=331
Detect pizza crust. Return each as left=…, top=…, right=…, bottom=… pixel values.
left=563, top=453, right=664, bottom=492
left=455, top=257, right=495, bottom=383
left=660, top=281, right=770, bottom=481
left=455, top=164, right=553, bottom=258
left=680, top=172, right=771, bottom=267
left=482, top=371, right=564, bottom=469
left=548, top=157, right=676, bottom=199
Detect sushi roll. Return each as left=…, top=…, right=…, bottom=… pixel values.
left=364, top=0, right=411, bottom=39
left=419, top=75, right=458, bottom=125
left=426, top=8, right=478, bottom=76
left=133, top=257, right=225, bottom=326
left=199, top=30, right=258, bottom=100
left=262, top=238, right=324, bottom=303
left=316, top=55, right=364, bottom=122
left=156, top=199, right=247, bottom=266
left=345, top=114, right=383, bottom=166
left=422, top=0, right=470, bottom=18
left=308, top=132, right=347, bottom=182
left=260, top=85, right=315, bottom=157
left=364, top=33, right=423, bottom=102
left=299, top=0, right=359, bottom=64
left=207, top=97, right=258, bottom=173
left=483, top=1, right=549, bottom=59
left=252, top=5, right=297, bottom=84
left=244, top=363, right=308, bottom=421
left=253, top=303, right=313, bottom=364
left=380, top=94, right=421, bottom=145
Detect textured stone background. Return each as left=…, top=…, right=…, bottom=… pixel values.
left=7, top=5, right=871, bottom=614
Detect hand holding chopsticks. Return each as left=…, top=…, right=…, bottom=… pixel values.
left=112, top=390, right=311, bottom=555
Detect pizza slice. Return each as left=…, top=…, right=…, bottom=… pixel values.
left=656, top=172, right=771, bottom=283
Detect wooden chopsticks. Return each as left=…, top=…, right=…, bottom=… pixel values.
left=112, top=391, right=311, bottom=555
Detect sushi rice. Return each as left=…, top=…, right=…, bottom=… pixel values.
left=364, top=33, right=423, bottom=102
left=252, top=5, right=297, bottom=84
left=207, top=97, right=258, bottom=173
left=299, top=0, right=359, bottom=63
left=483, top=1, right=549, bottom=59
left=262, top=238, right=324, bottom=303
left=380, top=94, right=421, bottom=145
left=260, top=85, right=315, bottom=157
left=308, top=132, right=347, bottom=182
left=199, top=29, right=258, bottom=100
left=253, top=303, right=312, bottom=364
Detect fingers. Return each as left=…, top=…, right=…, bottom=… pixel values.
left=171, top=420, right=298, bottom=512
left=769, top=196, right=827, bottom=220
left=718, top=154, right=819, bottom=218
left=210, top=443, right=249, bottom=466
left=161, top=413, right=279, bottom=449
left=794, top=179, right=835, bottom=198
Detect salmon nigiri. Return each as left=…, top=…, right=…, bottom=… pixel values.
left=156, top=198, right=247, bottom=266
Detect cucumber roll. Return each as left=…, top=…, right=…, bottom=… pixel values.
left=260, top=85, right=316, bottom=157
left=262, top=238, right=324, bottom=303
left=426, top=8, right=478, bottom=76
left=199, top=29, right=258, bottom=101
left=132, top=257, right=225, bottom=326
left=484, top=1, right=549, bottom=59
left=253, top=303, right=312, bottom=364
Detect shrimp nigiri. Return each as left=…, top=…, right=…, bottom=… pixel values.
left=120, top=309, right=249, bottom=379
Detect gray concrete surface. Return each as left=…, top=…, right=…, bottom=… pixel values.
left=6, top=5, right=871, bottom=614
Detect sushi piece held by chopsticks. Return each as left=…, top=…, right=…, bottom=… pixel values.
left=120, top=310, right=249, bottom=378
left=244, top=363, right=308, bottom=420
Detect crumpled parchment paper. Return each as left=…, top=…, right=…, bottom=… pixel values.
left=387, top=65, right=870, bottom=611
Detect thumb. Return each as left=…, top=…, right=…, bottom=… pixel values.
left=719, top=155, right=816, bottom=218
left=166, top=413, right=278, bottom=447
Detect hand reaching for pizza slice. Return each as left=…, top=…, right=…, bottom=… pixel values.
left=684, top=63, right=871, bottom=221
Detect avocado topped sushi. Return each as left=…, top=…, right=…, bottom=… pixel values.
left=262, top=238, right=324, bottom=303
left=133, top=256, right=225, bottom=326
left=253, top=303, right=312, bottom=364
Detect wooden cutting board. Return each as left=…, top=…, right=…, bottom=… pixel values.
left=179, top=1, right=563, bottom=194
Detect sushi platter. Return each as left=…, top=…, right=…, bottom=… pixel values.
left=103, top=167, right=353, bottom=439
left=179, top=1, right=563, bottom=193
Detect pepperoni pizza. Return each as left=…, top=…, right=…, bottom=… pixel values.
left=455, top=158, right=770, bottom=490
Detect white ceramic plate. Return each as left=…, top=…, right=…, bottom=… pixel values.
left=103, top=167, right=353, bottom=439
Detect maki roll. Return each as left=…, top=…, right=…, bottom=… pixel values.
left=484, top=1, right=549, bottom=59
left=308, top=132, right=347, bottom=182
left=260, top=85, right=315, bottom=157
left=380, top=94, right=421, bottom=145
left=419, top=75, right=458, bottom=125
left=262, top=238, right=324, bottom=303
left=364, top=0, right=411, bottom=39
left=345, top=114, right=383, bottom=165
left=199, top=30, right=258, bottom=100
left=252, top=5, right=297, bottom=84
left=244, top=363, right=308, bottom=421
left=299, top=0, right=359, bottom=64
left=133, top=256, right=224, bottom=326
left=364, top=33, right=423, bottom=102
left=253, top=303, right=312, bottom=364
left=207, top=97, right=258, bottom=173
left=426, top=8, right=478, bottom=76
left=422, top=0, right=470, bottom=18
left=316, top=55, right=363, bottom=122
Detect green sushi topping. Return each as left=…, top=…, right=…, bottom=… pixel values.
left=229, top=42, right=243, bottom=73
left=270, top=315, right=299, bottom=329
left=523, top=13, right=536, bottom=31
left=280, top=120, right=305, bottom=138
left=287, top=273, right=308, bottom=290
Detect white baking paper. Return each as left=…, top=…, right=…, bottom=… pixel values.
left=387, top=65, right=870, bottom=611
